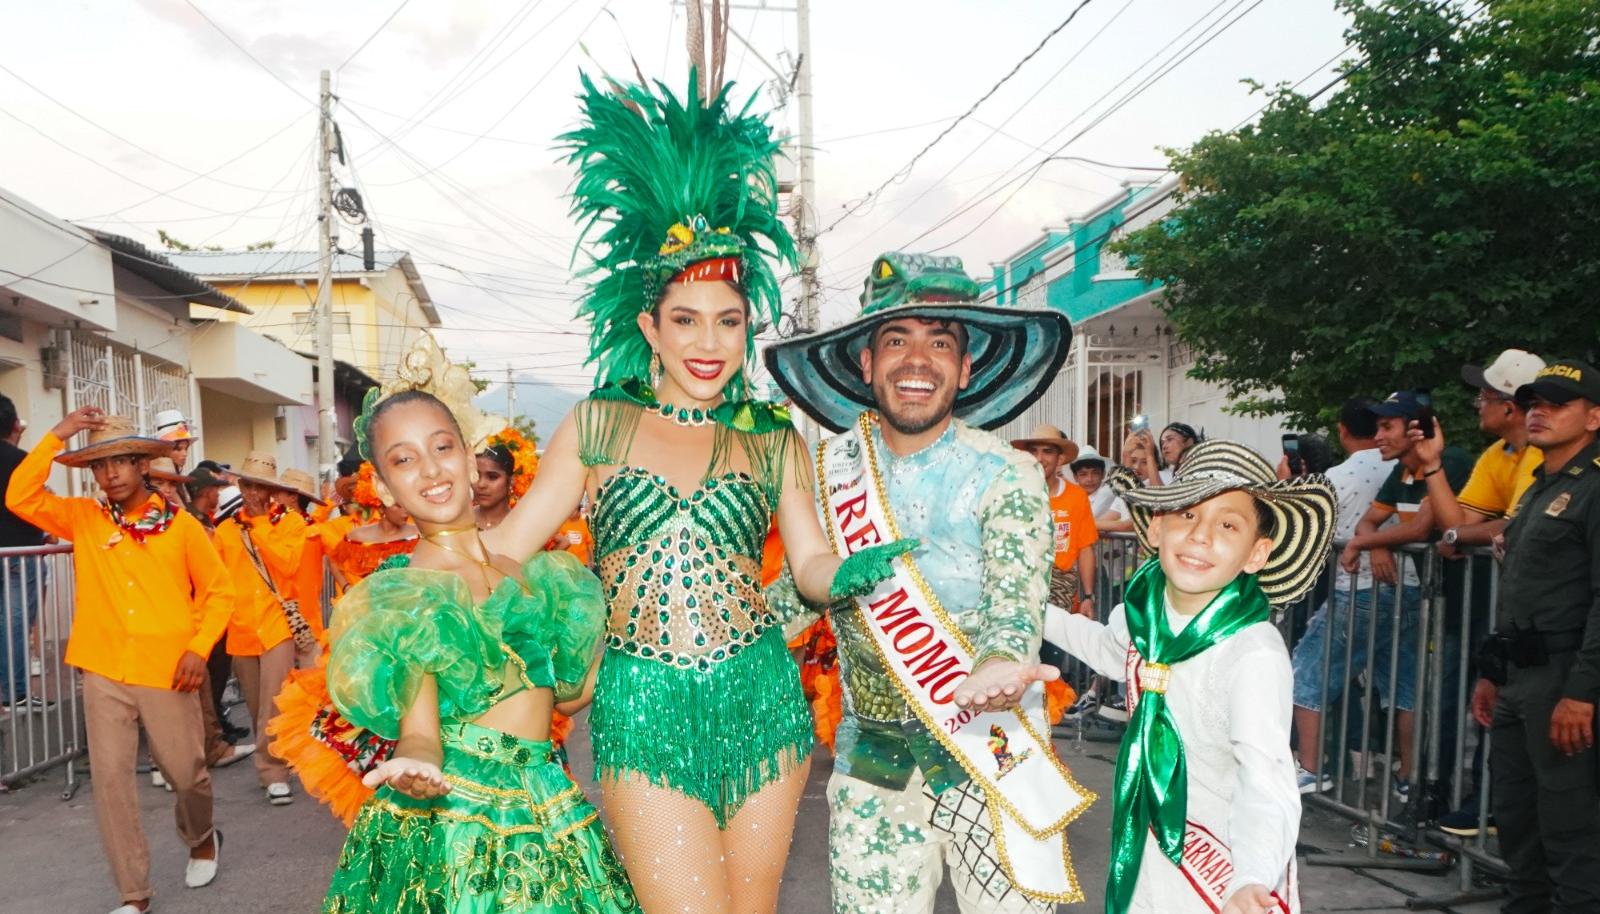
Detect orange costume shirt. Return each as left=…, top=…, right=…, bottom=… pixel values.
left=1048, top=476, right=1099, bottom=572
left=4, top=432, right=234, bottom=689
left=285, top=514, right=328, bottom=642
left=548, top=518, right=594, bottom=567
left=215, top=509, right=303, bottom=656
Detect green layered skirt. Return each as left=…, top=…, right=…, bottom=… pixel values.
left=589, top=627, right=813, bottom=828
left=323, top=721, right=638, bottom=914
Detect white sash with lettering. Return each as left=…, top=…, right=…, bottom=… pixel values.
left=819, top=413, right=1094, bottom=903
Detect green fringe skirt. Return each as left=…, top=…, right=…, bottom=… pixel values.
left=323, top=721, right=638, bottom=914
left=589, top=627, right=814, bottom=828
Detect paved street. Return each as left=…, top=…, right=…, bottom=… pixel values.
left=2, top=710, right=1504, bottom=914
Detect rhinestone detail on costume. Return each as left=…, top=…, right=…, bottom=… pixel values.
left=592, top=468, right=775, bottom=671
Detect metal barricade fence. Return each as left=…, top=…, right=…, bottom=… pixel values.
left=1074, top=533, right=1508, bottom=907
left=0, top=544, right=84, bottom=798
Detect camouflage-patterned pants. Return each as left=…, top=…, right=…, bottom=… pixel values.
left=827, top=770, right=1057, bottom=914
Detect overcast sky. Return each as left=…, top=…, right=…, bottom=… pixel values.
left=1, top=0, right=1353, bottom=431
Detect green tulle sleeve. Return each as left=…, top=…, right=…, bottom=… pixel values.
left=326, top=568, right=502, bottom=740
left=490, top=551, right=608, bottom=703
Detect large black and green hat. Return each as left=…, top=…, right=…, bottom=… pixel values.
left=1108, top=439, right=1337, bottom=605
left=764, top=252, right=1072, bottom=432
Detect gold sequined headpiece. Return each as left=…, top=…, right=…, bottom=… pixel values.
left=354, top=334, right=503, bottom=460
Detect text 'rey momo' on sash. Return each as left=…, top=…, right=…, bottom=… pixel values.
left=817, top=414, right=1094, bottom=902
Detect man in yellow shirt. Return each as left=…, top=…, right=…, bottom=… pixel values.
left=5, top=407, right=233, bottom=914
left=1428, top=349, right=1546, bottom=547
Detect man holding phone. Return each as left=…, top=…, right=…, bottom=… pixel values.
left=1329, top=392, right=1471, bottom=799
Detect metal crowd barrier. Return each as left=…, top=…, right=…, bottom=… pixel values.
left=1066, top=533, right=1508, bottom=908
left=0, top=544, right=84, bottom=798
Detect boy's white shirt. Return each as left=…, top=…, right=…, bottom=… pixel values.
left=1046, top=599, right=1301, bottom=909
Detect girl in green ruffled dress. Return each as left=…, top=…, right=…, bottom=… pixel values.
left=318, top=339, right=638, bottom=914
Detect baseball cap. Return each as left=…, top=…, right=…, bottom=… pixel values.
left=1367, top=390, right=1432, bottom=419
left=1514, top=359, right=1600, bottom=407
left=1461, top=349, right=1545, bottom=398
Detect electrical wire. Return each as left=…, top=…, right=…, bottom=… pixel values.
left=816, top=0, right=1100, bottom=237
left=338, top=0, right=415, bottom=71
left=181, top=0, right=316, bottom=106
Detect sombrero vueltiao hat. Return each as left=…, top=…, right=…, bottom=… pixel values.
left=1108, top=439, right=1336, bottom=605
left=233, top=451, right=295, bottom=492
left=1010, top=423, right=1080, bottom=464
left=55, top=415, right=173, bottom=468
left=764, top=252, right=1072, bottom=433
left=145, top=457, right=193, bottom=484
left=279, top=468, right=328, bottom=506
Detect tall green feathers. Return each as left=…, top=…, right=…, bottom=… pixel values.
left=560, top=69, right=797, bottom=388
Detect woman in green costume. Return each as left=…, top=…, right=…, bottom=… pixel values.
left=319, top=337, right=638, bottom=914
left=487, top=72, right=912, bottom=914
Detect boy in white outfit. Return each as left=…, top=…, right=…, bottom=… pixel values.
left=1047, top=440, right=1335, bottom=914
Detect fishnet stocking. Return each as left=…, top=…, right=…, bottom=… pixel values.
left=602, top=775, right=733, bottom=914
left=722, top=758, right=810, bottom=914
left=601, top=759, right=810, bottom=914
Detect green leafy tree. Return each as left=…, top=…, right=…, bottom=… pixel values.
left=1117, top=0, right=1600, bottom=435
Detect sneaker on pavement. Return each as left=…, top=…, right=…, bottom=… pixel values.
left=1297, top=766, right=1332, bottom=794
left=212, top=743, right=255, bottom=769
left=266, top=782, right=293, bottom=805
left=1393, top=779, right=1411, bottom=802
left=151, top=769, right=172, bottom=792
left=1062, top=691, right=1099, bottom=724
left=7, top=695, right=55, bottom=712
left=185, top=830, right=222, bottom=889
left=1437, top=807, right=1496, bottom=837
left=108, top=905, right=149, bottom=914
left=1097, top=695, right=1130, bottom=723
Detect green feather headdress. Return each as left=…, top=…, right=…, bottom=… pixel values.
left=559, top=69, right=797, bottom=390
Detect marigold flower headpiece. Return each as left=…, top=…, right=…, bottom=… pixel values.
left=481, top=427, right=539, bottom=504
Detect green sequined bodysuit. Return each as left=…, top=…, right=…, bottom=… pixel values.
left=581, top=390, right=814, bottom=828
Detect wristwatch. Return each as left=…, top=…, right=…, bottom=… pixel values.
left=1442, top=527, right=1460, bottom=546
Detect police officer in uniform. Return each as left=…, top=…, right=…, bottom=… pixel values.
left=1471, top=359, right=1600, bottom=913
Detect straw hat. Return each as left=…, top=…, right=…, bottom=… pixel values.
left=55, top=415, right=173, bottom=468
left=279, top=468, right=327, bottom=505
left=233, top=451, right=293, bottom=491
left=1009, top=423, right=1080, bottom=464
left=1108, top=439, right=1336, bottom=605
left=145, top=457, right=192, bottom=484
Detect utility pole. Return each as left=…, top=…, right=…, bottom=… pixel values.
left=315, top=69, right=338, bottom=483
left=506, top=366, right=516, bottom=425
left=793, top=0, right=818, bottom=333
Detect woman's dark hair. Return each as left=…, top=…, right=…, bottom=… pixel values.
left=365, top=390, right=463, bottom=478
left=479, top=444, right=515, bottom=475
left=650, top=279, right=747, bottom=317
left=1296, top=433, right=1335, bottom=475
left=1162, top=422, right=1202, bottom=445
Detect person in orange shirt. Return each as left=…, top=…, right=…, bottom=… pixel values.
left=5, top=407, right=232, bottom=914
left=1011, top=424, right=1099, bottom=614
left=213, top=452, right=315, bottom=807
left=1012, top=424, right=1097, bottom=725
left=274, top=468, right=330, bottom=643
left=546, top=499, right=594, bottom=567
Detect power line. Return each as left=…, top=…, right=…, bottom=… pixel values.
left=337, top=0, right=415, bottom=71
left=181, top=0, right=315, bottom=106
left=816, top=0, right=1099, bottom=237
left=0, top=62, right=304, bottom=196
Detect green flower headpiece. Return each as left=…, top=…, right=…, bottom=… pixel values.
left=559, top=69, right=796, bottom=389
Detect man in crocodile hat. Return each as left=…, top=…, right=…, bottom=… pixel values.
left=766, top=252, right=1094, bottom=913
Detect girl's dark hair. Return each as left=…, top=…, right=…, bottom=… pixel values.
left=479, top=444, right=515, bottom=475
left=650, top=279, right=747, bottom=317
left=365, top=390, right=463, bottom=478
